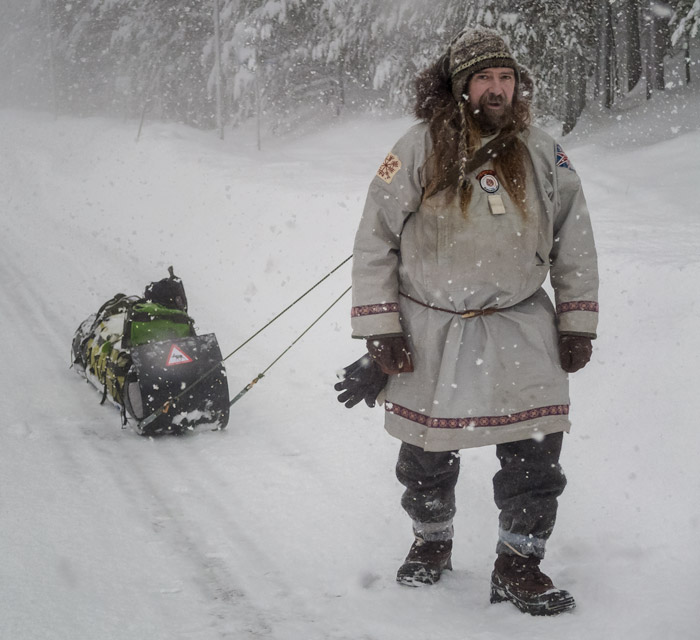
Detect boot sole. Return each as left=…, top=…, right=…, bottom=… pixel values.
left=490, top=582, right=576, bottom=616
left=396, top=559, right=453, bottom=587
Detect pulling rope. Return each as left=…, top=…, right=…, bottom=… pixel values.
left=136, top=255, right=352, bottom=431
left=226, top=284, right=352, bottom=408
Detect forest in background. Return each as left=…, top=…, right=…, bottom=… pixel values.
left=1, top=0, right=698, bottom=137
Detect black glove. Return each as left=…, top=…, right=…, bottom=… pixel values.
left=366, top=335, right=414, bottom=375
left=335, top=354, right=388, bottom=408
left=558, top=334, right=593, bottom=373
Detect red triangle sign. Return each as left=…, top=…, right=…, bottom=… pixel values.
left=166, top=344, right=193, bottom=366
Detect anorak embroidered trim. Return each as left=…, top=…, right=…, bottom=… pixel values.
left=556, top=300, right=599, bottom=314
left=351, top=303, right=400, bottom=318
left=555, top=144, right=575, bottom=172
left=376, top=153, right=401, bottom=184
left=385, top=402, right=569, bottom=429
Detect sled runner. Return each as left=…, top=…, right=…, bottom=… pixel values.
left=71, top=267, right=229, bottom=435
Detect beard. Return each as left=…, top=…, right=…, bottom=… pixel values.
left=470, top=92, right=514, bottom=133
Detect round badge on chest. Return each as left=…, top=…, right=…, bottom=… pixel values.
left=477, top=169, right=500, bottom=193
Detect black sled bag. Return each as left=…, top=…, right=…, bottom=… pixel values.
left=125, top=333, right=229, bottom=435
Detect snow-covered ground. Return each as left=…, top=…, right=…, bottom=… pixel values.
left=1, top=80, right=699, bottom=639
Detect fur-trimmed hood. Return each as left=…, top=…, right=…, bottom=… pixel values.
left=413, top=53, right=534, bottom=122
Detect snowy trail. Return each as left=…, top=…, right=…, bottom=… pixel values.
left=0, top=115, right=340, bottom=639
left=0, top=258, right=337, bottom=639
left=2, top=102, right=700, bottom=639
left=1, top=248, right=272, bottom=637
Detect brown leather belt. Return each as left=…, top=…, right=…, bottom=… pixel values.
left=400, top=292, right=499, bottom=319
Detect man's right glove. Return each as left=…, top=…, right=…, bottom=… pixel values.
left=558, top=334, right=593, bottom=373
left=366, top=335, right=414, bottom=375
left=335, top=354, right=388, bottom=408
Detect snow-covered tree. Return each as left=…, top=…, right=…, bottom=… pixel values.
left=671, top=0, right=700, bottom=42
left=106, top=0, right=217, bottom=126
left=0, top=0, right=49, bottom=109
left=670, top=0, right=700, bottom=82
left=1, top=0, right=694, bottom=134
left=493, top=1, right=595, bottom=132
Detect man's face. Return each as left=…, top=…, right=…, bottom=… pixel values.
left=467, top=67, right=516, bottom=131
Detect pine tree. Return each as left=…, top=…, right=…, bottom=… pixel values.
left=670, top=0, right=700, bottom=83
left=1, top=0, right=694, bottom=134
left=626, top=0, right=644, bottom=91
left=494, top=0, right=595, bottom=133
left=0, top=0, right=49, bottom=109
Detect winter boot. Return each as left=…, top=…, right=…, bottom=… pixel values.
left=396, top=538, right=453, bottom=587
left=490, top=553, right=575, bottom=616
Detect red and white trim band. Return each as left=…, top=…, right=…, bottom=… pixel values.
left=556, top=301, right=599, bottom=314
left=386, top=402, right=569, bottom=429
left=351, top=303, right=400, bottom=318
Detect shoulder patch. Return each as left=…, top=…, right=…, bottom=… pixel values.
left=376, top=152, right=402, bottom=184
left=556, top=144, right=575, bottom=172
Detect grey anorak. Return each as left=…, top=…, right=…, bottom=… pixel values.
left=351, top=123, right=599, bottom=452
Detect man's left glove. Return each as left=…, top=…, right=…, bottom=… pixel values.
left=558, top=334, right=593, bottom=373
left=335, top=354, right=388, bottom=408
left=366, top=335, right=414, bottom=375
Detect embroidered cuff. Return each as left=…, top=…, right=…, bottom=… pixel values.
left=556, top=302, right=598, bottom=337
left=351, top=304, right=402, bottom=338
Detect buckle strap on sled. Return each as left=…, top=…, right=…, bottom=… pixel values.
left=399, top=292, right=499, bottom=319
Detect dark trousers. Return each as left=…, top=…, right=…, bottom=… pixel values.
left=395, top=433, right=566, bottom=558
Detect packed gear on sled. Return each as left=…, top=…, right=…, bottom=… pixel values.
left=71, top=267, right=229, bottom=435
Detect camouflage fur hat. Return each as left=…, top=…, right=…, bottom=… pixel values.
left=449, top=27, right=520, bottom=102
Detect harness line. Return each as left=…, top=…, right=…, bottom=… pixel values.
left=136, top=256, right=352, bottom=431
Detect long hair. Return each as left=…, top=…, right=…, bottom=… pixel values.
left=414, top=54, right=534, bottom=216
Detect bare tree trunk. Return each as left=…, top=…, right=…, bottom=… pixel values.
left=644, top=8, right=655, bottom=99
left=212, top=0, right=224, bottom=140
left=653, top=13, right=668, bottom=90
left=44, top=0, right=58, bottom=118
left=598, top=0, right=616, bottom=108
left=686, top=40, right=692, bottom=84
left=563, top=53, right=587, bottom=135
left=336, top=55, right=346, bottom=117
left=255, top=73, right=262, bottom=151
left=643, top=5, right=670, bottom=99
left=136, top=64, right=162, bottom=142
left=627, top=0, right=643, bottom=91
left=608, top=5, right=617, bottom=107
left=562, top=52, right=575, bottom=135
left=594, top=0, right=604, bottom=101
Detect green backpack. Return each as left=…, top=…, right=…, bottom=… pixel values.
left=123, top=301, right=194, bottom=348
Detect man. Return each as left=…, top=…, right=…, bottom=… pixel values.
left=336, top=27, right=598, bottom=617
